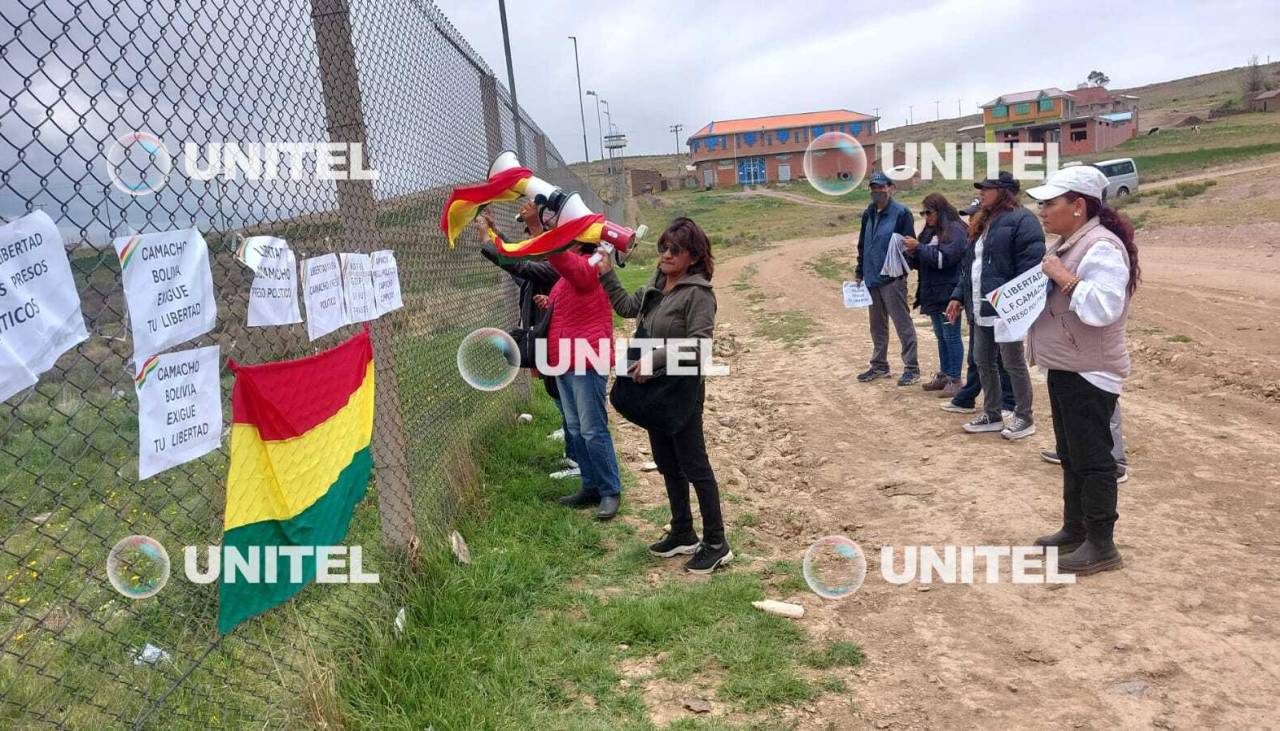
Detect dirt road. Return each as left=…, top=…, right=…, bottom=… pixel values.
left=617, top=218, right=1279, bottom=727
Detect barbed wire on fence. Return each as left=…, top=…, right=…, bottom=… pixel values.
left=0, top=0, right=624, bottom=726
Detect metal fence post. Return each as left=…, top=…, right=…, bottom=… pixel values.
left=310, top=0, right=417, bottom=552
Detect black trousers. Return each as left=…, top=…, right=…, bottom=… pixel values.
left=648, top=385, right=725, bottom=545
left=1047, top=370, right=1119, bottom=541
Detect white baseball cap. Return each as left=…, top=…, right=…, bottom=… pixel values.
left=1025, top=165, right=1109, bottom=201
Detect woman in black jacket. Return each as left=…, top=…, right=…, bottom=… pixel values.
left=905, top=193, right=967, bottom=395
left=946, top=172, right=1045, bottom=440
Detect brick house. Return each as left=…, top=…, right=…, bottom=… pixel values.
left=687, top=110, right=878, bottom=188
left=980, top=87, right=1140, bottom=154
left=1251, top=89, right=1280, bottom=112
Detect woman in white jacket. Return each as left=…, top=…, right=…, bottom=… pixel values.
left=1025, top=166, right=1140, bottom=576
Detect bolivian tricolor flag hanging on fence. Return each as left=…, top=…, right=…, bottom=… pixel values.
left=219, top=328, right=375, bottom=634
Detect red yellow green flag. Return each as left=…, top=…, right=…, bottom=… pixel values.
left=439, top=166, right=532, bottom=246
left=219, top=328, right=375, bottom=634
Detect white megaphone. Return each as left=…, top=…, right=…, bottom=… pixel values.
left=489, top=151, right=646, bottom=266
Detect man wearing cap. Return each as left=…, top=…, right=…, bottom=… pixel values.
left=854, top=171, right=920, bottom=385
left=1024, top=165, right=1139, bottom=575
left=946, top=171, right=1043, bottom=440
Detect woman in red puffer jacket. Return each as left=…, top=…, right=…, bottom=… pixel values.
left=523, top=200, right=624, bottom=521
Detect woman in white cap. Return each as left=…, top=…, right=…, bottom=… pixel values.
left=1026, top=165, right=1140, bottom=575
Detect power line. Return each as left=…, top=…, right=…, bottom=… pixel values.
left=668, top=123, right=683, bottom=155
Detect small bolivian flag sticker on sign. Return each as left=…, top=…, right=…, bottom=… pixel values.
left=219, top=328, right=375, bottom=634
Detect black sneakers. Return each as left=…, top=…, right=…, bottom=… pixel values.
left=856, top=368, right=891, bottom=383
left=684, top=542, right=733, bottom=574
left=648, top=530, right=700, bottom=558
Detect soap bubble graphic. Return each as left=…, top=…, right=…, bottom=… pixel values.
left=803, top=535, right=867, bottom=599
left=106, top=535, right=170, bottom=599
left=457, top=327, right=521, bottom=392
left=803, top=132, right=868, bottom=196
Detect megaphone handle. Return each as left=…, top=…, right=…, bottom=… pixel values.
left=588, top=242, right=614, bottom=266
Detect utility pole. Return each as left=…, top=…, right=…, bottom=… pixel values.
left=935, top=100, right=941, bottom=120
left=497, top=0, right=523, bottom=161
left=669, top=123, right=684, bottom=155
left=908, top=105, right=913, bottom=125
left=957, top=99, right=962, bottom=117
left=569, top=36, right=590, bottom=163
left=586, top=90, right=604, bottom=164
left=601, top=99, right=613, bottom=173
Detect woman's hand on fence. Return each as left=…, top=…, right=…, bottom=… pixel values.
left=474, top=211, right=496, bottom=238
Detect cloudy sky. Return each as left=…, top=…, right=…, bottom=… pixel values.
left=435, top=0, right=1279, bottom=162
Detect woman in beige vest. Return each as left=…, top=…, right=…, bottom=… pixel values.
left=1026, top=166, right=1140, bottom=576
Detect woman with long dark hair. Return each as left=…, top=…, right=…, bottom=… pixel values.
left=1027, top=166, right=1140, bottom=575
left=598, top=217, right=731, bottom=574
left=946, top=172, right=1044, bottom=440
left=904, top=193, right=967, bottom=395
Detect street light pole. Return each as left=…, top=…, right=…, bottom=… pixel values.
left=586, top=90, right=604, bottom=163
left=669, top=123, right=683, bottom=155
left=497, top=0, right=524, bottom=161
left=569, top=36, right=590, bottom=163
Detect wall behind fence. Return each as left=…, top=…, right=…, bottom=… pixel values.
left=0, top=0, right=613, bottom=726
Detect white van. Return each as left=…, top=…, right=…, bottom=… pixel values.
left=1090, top=158, right=1139, bottom=200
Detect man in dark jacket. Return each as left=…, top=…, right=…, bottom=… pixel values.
left=946, top=172, right=1045, bottom=440
left=855, top=171, right=919, bottom=386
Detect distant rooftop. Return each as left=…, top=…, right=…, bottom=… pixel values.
left=980, top=88, right=1071, bottom=108
left=689, top=109, right=877, bottom=138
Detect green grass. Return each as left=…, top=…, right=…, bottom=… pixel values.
left=1167, top=334, right=1194, bottom=343
left=804, top=249, right=856, bottom=282
left=332, top=391, right=863, bottom=729
left=755, top=311, right=817, bottom=347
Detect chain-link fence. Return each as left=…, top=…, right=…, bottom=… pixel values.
left=0, top=0, right=622, bottom=726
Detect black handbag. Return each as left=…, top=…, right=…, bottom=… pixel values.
left=510, top=303, right=552, bottom=370
left=609, top=323, right=702, bottom=434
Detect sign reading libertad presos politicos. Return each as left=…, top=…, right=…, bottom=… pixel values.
left=0, top=210, right=90, bottom=403
left=113, top=228, right=216, bottom=362
left=134, top=344, right=222, bottom=479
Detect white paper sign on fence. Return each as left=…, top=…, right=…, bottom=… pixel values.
left=340, top=253, right=377, bottom=323
left=246, top=239, right=302, bottom=327
left=985, top=265, right=1049, bottom=343
left=371, top=250, right=403, bottom=315
left=0, top=210, right=90, bottom=403
left=236, top=235, right=284, bottom=274
left=134, top=344, right=222, bottom=480
left=113, top=228, right=216, bottom=362
left=301, top=254, right=346, bottom=341
left=842, top=280, right=873, bottom=309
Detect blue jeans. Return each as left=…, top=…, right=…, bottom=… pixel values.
left=929, top=313, right=964, bottom=379
left=555, top=372, right=622, bottom=497
left=551, top=396, right=575, bottom=462
left=952, top=319, right=1014, bottom=411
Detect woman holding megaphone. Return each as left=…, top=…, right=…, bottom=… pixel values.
left=598, top=218, right=732, bottom=574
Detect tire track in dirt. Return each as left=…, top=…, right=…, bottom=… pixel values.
left=698, top=233, right=1280, bottom=728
